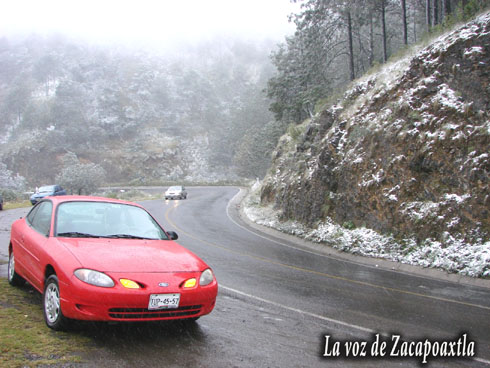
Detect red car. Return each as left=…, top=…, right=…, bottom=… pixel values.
left=8, top=196, right=218, bottom=330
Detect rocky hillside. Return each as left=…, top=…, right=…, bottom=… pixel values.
left=258, top=13, right=489, bottom=272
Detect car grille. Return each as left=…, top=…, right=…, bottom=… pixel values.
left=108, top=305, right=202, bottom=319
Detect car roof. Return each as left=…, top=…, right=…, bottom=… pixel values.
left=42, top=195, right=143, bottom=208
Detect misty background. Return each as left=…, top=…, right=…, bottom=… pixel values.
left=0, top=0, right=298, bottom=188
left=1, top=0, right=484, bottom=192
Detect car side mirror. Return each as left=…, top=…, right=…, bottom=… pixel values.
left=167, top=231, right=178, bottom=240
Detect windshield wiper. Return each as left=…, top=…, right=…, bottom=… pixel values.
left=105, top=234, right=154, bottom=240
left=57, top=232, right=103, bottom=238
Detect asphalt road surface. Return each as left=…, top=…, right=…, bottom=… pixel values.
left=0, top=186, right=489, bottom=367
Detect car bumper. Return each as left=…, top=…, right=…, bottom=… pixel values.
left=59, top=272, right=218, bottom=322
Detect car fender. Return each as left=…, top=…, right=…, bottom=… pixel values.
left=45, top=238, right=83, bottom=283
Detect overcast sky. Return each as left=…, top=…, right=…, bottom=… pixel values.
left=0, top=0, right=299, bottom=49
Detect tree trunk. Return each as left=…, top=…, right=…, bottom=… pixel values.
left=381, top=0, right=388, bottom=62
left=401, top=0, right=408, bottom=45
left=426, top=0, right=432, bottom=32
left=347, top=10, right=355, bottom=81
left=413, top=3, right=418, bottom=42
left=369, top=9, right=374, bottom=66
left=442, top=0, right=452, bottom=19
left=433, top=0, right=439, bottom=26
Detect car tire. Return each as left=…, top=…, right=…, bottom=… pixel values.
left=7, top=252, right=25, bottom=287
left=43, top=275, right=69, bottom=331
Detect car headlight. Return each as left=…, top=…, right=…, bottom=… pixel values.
left=199, top=268, right=214, bottom=286
left=74, top=269, right=115, bottom=288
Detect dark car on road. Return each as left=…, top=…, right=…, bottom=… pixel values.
left=30, top=185, right=66, bottom=205
left=0, top=193, right=3, bottom=210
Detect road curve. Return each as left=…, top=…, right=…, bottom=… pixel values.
left=146, top=186, right=490, bottom=367
left=1, top=187, right=489, bottom=367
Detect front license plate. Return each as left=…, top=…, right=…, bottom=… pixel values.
left=148, top=293, right=180, bottom=310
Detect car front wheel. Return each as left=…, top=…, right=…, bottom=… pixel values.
left=7, top=252, right=25, bottom=286
left=43, top=275, right=69, bottom=330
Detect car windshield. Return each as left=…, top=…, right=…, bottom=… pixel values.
left=39, top=185, right=55, bottom=193
left=167, top=186, right=181, bottom=191
left=55, top=201, right=169, bottom=240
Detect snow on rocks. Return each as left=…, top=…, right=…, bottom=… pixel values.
left=243, top=187, right=489, bottom=277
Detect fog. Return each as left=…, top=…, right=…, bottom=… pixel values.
left=0, top=0, right=299, bottom=50
left=0, top=1, right=301, bottom=186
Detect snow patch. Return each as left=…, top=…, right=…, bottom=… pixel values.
left=243, top=188, right=489, bottom=277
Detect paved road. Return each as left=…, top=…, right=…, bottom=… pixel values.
left=1, top=187, right=489, bottom=367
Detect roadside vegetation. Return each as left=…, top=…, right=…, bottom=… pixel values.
left=2, top=200, right=31, bottom=210
left=0, top=279, right=90, bottom=366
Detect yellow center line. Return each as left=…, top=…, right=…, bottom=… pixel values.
left=165, top=204, right=490, bottom=311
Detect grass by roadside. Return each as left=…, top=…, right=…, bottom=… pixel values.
left=0, top=190, right=159, bottom=211
left=100, top=189, right=163, bottom=202
left=2, top=200, right=31, bottom=210
left=0, top=278, right=90, bottom=367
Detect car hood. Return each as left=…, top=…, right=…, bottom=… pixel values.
left=31, top=192, right=52, bottom=199
left=58, top=238, right=205, bottom=273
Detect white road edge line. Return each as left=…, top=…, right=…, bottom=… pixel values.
left=225, top=189, right=490, bottom=366
left=219, top=284, right=377, bottom=335
left=225, top=188, right=327, bottom=257
left=220, top=284, right=490, bottom=366
left=226, top=188, right=490, bottom=290
left=225, top=188, right=402, bottom=273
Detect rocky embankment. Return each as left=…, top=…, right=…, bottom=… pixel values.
left=255, top=13, right=489, bottom=276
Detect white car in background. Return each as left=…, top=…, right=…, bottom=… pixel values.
left=165, top=186, right=187, bottom=200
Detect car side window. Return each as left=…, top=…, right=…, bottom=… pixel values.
left=29, top=201, right=53, bottom=236
left=26, top=204, right=41, bottom=226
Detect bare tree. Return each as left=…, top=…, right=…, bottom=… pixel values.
left=401, top=0, right=408, bottom=45
left=368, top=4, right=375, bottom=66
left=433, top=0, right=439, bottom=26
left=442, top=0, right=452, bottom=20
left=56, top=153, right=106, bottom=195
left=381, top=0, right=388, bottom=62
left=426, top=0, right=432, bottom=31
left=347, top=10, right=355, bottom=80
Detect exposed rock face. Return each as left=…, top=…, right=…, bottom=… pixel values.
left=260, top=13, right=490, bottom=246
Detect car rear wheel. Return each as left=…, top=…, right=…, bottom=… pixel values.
left=43, top=275, right=69, bottom=330
left=7, top=252, right=25, bottom=286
